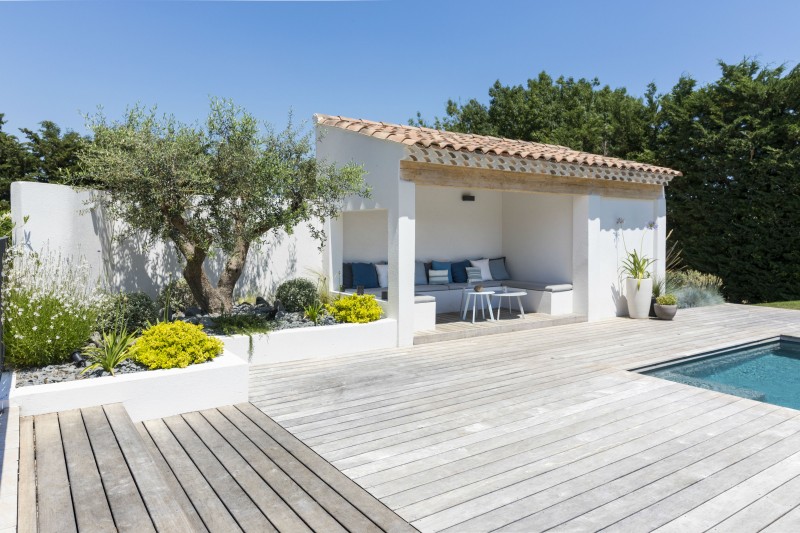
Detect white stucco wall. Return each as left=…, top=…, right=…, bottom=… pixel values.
left=415, top=186, right=502, bottom=261
left=10, top=181, right=324, bottom=299
left=342, top=209, right=388, bottom=263
left=501, top=192, right=573, bottom=283
left=581, top=192, right=667, bottom=320
left=316, top=124, right=416, bottom=346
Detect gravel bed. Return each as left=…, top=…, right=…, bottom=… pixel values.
left=14, top=359, right=147, bottom=388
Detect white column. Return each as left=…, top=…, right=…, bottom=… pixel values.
left=388, top=178, right=416, bottom=347
left=324, top=215, right=344, bottom=291
left=571, top=194, right=590, bottom=317
left=654, top=187, right=667, bottom=282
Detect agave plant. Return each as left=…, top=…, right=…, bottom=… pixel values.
left=81, top=329, right=139, bottom=376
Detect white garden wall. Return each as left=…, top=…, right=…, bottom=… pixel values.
left=10, top=181, right=324, bottom=299
left=7, top=353, right=248, bottom=422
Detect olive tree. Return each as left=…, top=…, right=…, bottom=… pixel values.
left=81, top=99, right=368, bottom=313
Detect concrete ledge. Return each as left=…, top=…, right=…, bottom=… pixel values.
left=4, top=352, right=248, bottom=422
left=221, top=318, right=398, bottom=365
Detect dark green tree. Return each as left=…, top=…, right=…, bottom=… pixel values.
left=20, top=121, right=89, bottom=185
left=412, top=72, right=653, bottom=160
left=0, top=114, right=35, bottom=203
left=656, top=60, right=800, bottom=303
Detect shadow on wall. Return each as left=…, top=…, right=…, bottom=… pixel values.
left=83, top=191, right=306, bottom=300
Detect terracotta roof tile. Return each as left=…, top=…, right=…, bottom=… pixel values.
left=315, top=114, right=681, bottom=177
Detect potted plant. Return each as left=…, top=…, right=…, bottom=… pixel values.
left=654, top=294, right=678, bottom=320
left=621, top=249, right=656, bottom=319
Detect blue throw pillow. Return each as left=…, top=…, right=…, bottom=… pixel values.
left=431, top=260, right=452, bottom=283
left=415, top=261, right=428, bottom=285
left=351, top=262, right=379, bottom=288
left=489, top=257, right=511, bottom=280
left=451, top=260, right=471, bottom=283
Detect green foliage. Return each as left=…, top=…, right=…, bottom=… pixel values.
left=667, top=269, right=724, bottom=291
left=656, top=294, right=678, bottom=306
left=132, top=321, right=223, bottom=370
left=412, top=73, right=655, bottom=161
left=303, top=301, right=325, bottom=325
left=2, top=248, right=103, bottom=368
left=211, top=313, right=272, bottom=335
left=275, top=278, right=318, bottom=313
left=757, top=301, right=800, bottom=310
left=81, top=329, right=138, bottom=376
left=673, top=286, right=725, bottom=309
left=97, top=292, right=158, bottom=334
left=0, top=115, right=90, bottom=202
left=80, top=99, right=369, bottom=314
left=655, top=60, right=800, bottom=303
left=326, top=294, right=383, bottom=324
left=157, top=278, right=197, bottom=315
left=620, top=249, right=655, bottom=283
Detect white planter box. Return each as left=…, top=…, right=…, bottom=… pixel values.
left=220, top=318, right=398, bottom=365
left=2, top=352, right=248, bottom=422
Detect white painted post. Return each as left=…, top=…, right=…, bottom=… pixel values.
left=325, top=215, right=344, bottom=291
left=571, top=194, right=590, bottom=317
left=388, top=178, right=416, bottom=347
left=654, top=187, right=667, bottom=283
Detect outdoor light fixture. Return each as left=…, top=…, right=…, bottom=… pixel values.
left=462, top=193, right=475, bottom=202
left=71, top=350, right=86, bottom=367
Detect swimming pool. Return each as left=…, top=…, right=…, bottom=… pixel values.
left=641, top=336, right=800, bottom=410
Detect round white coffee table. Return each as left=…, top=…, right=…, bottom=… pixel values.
left=491, top=289, right=527, bottom=319
left=461, top=290, right=495, bottom=323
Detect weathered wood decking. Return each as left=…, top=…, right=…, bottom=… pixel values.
left=17, top=403, right=414, bottom=532
left=250, top=304, right=800, bottom=532
left=414, top=311, right=586, bottom=345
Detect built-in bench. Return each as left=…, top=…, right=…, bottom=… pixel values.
left=414, top=280, right=573, bottom=316
left=340, top=260, right=573, bottom=320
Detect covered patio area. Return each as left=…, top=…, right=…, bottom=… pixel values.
left=316, top=115, right=681, bottom=348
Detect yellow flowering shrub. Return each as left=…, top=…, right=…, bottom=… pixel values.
left=132, top=321, right=223, bottom=370
left=326, top=294, right=383, bottom=324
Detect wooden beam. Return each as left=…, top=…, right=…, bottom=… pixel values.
left=399, top=160, right=663, bottom=200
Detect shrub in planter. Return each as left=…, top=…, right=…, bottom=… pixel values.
left=654, top=294, right=678, bottom=320
left=132, top=321, right=224, bottom=370
left=157, top=278, right=197, bottom=315
left=275, top=278, right=317, bottom=313
left=98, top=292, right=158, bottom=334
left=326, top=294, right=383, bottom=324
left=2, top=248, right=103, bottom=368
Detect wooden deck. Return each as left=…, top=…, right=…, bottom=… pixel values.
left=250, top=304, right=800, bottom=532
left=17, top=403, right=414, bottom=532
left=414, top=311, right=586, bottom=345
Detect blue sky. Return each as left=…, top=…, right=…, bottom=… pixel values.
left=2, top=0, right=799, bottom=136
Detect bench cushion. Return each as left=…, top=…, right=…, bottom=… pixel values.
left=415, top=284, right=449, bottom=293
left=503, top=280, right=573, bottom=293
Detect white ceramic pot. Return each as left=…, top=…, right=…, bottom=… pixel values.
left=625, top=277, right=653, bottom=319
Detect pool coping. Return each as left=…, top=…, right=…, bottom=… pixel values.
left=631, top=334, right=800, bottom=374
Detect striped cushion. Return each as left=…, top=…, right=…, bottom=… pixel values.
left=466, top=266, right=483, bottom=284
left=428, top=269, right=450, bottom=285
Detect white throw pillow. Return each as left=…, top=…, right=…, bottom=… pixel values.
left=375, top=263, right=390, bottom=288
left=470, top=258, right=493, bottom=281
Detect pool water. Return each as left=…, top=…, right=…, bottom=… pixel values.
left=643, top=338, right=800, bottom=410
